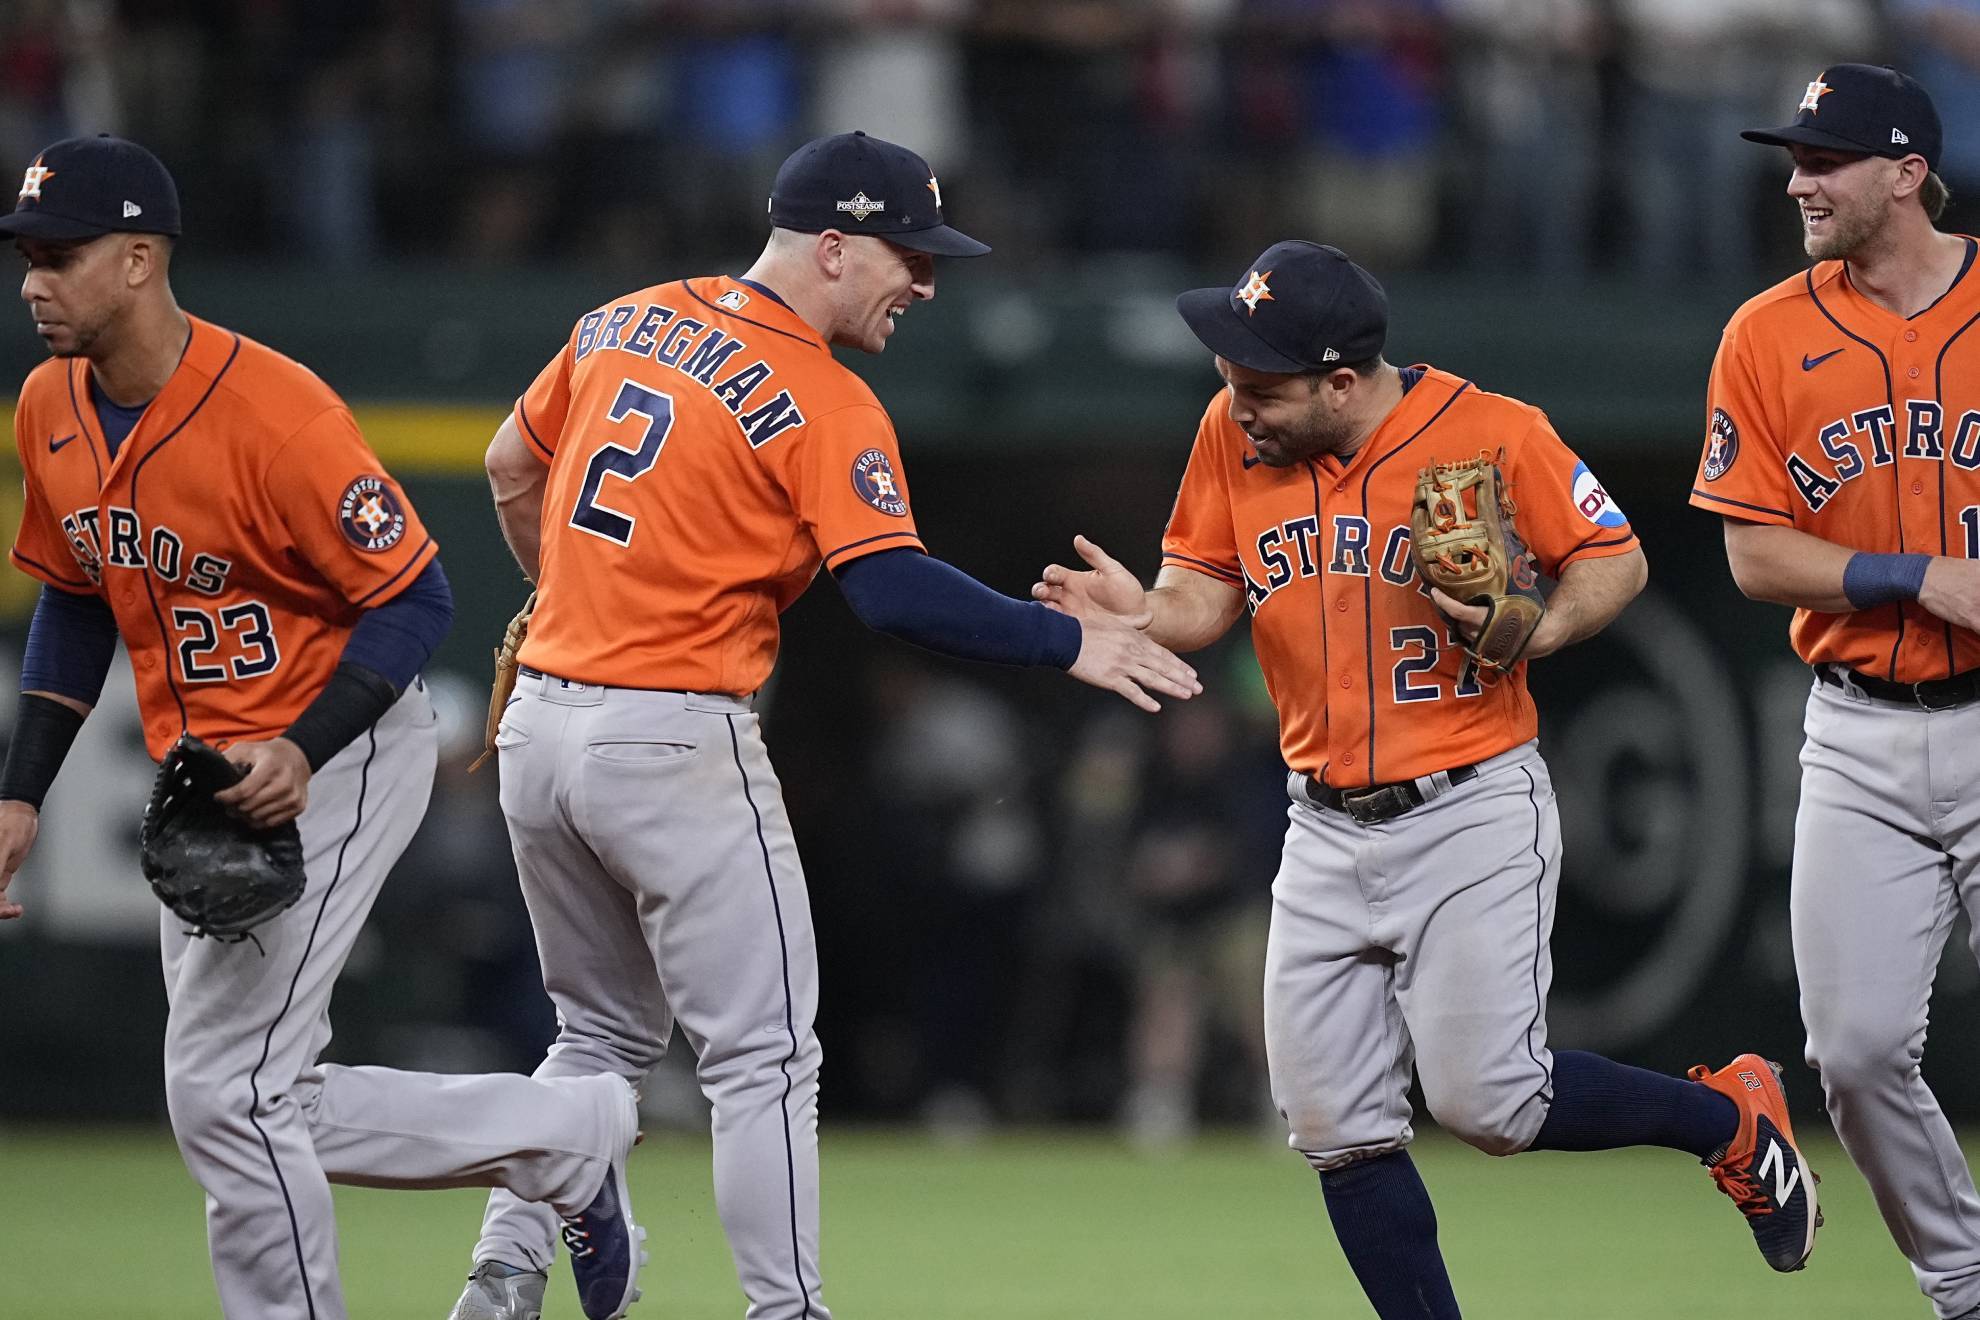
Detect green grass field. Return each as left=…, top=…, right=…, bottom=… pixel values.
left=0, top=1124, right=1943, bottom=1318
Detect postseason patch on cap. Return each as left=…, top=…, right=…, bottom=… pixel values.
left=340, top=475, right=408, bottom=551
left=1571, top=461, right=1627, bottom=527
left=851, top=448, right=908, bottom=516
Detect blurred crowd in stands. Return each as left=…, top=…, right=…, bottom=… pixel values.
left=7, top=1, right=1980, bottom=279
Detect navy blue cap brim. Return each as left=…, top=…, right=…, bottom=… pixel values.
left=1740, top=125, right=1891, bottom=158
left=886, top=223, right=990, bottom=258
left=0, top=210, right=115, bottom=241
left=1175, top=286, right=1310, bottom=374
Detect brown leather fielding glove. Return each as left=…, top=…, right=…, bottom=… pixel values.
left=1410, top=452, right=1545, bottom=681
left=470, top=590, right=535, bottom=772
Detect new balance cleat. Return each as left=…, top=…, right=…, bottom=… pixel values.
left=561, top=1074, right=648, bottom=1319
left=446, top=1261, right=547, bottom=1320
left=1689, top=1053, right=1821, bottom=1271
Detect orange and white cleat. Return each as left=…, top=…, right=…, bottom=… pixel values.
left=1688, top=1053, right=1821, bottom=1272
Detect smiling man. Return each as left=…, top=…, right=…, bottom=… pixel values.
left=447, top=130, right=1200, bottom=1320
left=1695, top=64, right=1980, bottom=1320
left=1034, top=241, right=1816, bottom=1319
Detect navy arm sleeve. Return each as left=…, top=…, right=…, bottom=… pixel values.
left=339, top=557, right=454, bottom=690
left=834, top=548, right=1081, bottom=669
left=20, top=584, right=120, bottom=705
left=281, top=558, right=453, bottom=771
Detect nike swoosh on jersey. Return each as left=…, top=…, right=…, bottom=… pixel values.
left=1802, top=349, right=1844, bottom=371
left=49, top=432, right=77, bottom=452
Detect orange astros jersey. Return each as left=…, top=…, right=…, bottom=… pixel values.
left=514, top=276, right=926, bottom=694
left=1691, top=243, right=1980, bottom=682
left=10, top=316, right=438, bottom=759
left=1163, top=367, right=1639, bottom=787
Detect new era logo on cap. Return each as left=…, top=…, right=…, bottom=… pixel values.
left=1893, top=129, right=1909, bottom=145
left=123, top=200, right=141, bottom=218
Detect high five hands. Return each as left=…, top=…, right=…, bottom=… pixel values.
left=1034, top=536, right=1200, bottom=713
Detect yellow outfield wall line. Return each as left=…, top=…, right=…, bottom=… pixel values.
left=0, top=400, right=507, bottom=475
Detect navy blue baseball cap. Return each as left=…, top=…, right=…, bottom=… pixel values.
left=0, top=134, right=181, bottom=241
left=768, top=131, right=988, bottom=257
left=1742, top=64, right=1942, bottom=172
left=1176, top=241, right=1388, bottom=374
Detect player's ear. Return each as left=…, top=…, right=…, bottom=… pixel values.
left=815, top=230, right=848, bottom=280
left=123, top=234, right=166, bottom=289
left=1892, top=155, right=1929, bottom=204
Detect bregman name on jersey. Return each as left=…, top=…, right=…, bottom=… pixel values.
left=572, top=299, right=805, bottom=449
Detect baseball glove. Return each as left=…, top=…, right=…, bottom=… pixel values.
left=470, top=590, right=535, bottom=772
left=1410, top=451, right=1546, bottom=680
left=139, top=734, right=307, bottom=941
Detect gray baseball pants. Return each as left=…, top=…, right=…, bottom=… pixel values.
left=161, top=682, right=629, bottom=1320
left=1266, top=741, right=1558, bottom=1170
left=1794, top=675, right=1980, bottom=1318
left=472, top=672, right=828, bottom=1320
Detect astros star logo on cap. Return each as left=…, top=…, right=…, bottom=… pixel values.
left=1800, top=79, right=1833, bottom=113
left=18, top=156, right=53, bottom=203
left=927, top=175, right=942, bottom=210
left=1236, top=269, right=1274, bottom=314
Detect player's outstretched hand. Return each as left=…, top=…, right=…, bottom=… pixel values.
left=1920, top=557, right=1980, bottom=633
left=1033, top=535, right=1151, bottom=625
left=0, top=799, right=39, bottom=919
left=1068, top=611, right=1202, bottom=713
left=215, top=737, right=312, bottom=829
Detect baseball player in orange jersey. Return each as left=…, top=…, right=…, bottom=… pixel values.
left=1699, top=65, right=1980, bottom=1319
left=0, top=136, right=643, bottom=1320
left=1035, top=241, right=1820, bottom=1317
left=446, top=131, right=1198, bottom=1320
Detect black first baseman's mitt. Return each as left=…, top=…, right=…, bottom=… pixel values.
left=140, top=734, right=307, bottom=940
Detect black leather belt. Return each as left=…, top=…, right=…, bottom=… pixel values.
left=1817, top=663, right=1980, bottom=711
left=520, top=665, right=543, bottom=679
left=1303, top=763, right=1479, bottom=824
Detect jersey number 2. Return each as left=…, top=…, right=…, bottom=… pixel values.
left=570, top=379, right=677, bottom=547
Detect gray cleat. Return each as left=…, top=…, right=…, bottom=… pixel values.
left=447, top=1261, right=549, bottom=1320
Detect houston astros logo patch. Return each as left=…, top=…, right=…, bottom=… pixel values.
left=1704, top=408, right=1739, bottom=481
left=1237, top=270, right=1274, bottom=314
left=851, top=448, right=908, bottom=516
left=836, top=192, right=885, bottom=222
left=1800, top=79, right=1832, bottom=113
left=18, top=157, right=53, bottom=202
left=339, top=475, right=408, bottom=551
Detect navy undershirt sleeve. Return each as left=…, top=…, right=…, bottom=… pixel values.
left=21, top=584, right=120, bottom=705
left=340, top=558, right=454, bottom=690
left=834, top=547, right=1082, bottom=669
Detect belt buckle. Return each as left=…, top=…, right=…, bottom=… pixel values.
left=1916, top=680, right=1963, bottom=712
left=1342, top=785, right=1403, bottom=824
